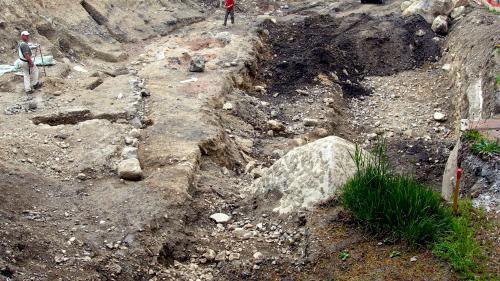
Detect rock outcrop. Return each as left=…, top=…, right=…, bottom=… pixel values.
left=249, top=136, right=361, bottom=214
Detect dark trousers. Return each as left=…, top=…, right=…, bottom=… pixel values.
left=224, top=9, right=234, bottom=25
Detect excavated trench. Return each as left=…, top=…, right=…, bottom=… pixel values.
left=219, top=13, right=450, bottom=185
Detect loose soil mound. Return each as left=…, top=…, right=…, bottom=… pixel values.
left=261, top=14, right=440, bottom=97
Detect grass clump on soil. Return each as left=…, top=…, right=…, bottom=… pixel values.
left=341, top=140, right=491, bottom=279
left=463, top=129, right=500, bottom=156
left=342, top=141, right=451, bottom=246
left=433, top=200, right=487, bottom=280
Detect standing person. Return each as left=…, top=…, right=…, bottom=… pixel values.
left=18, top=31, right=42, bottom=94
left=224, top=0, right=235, bottom=26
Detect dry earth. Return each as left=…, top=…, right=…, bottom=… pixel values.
left=0, top=0, right=499, bottom=280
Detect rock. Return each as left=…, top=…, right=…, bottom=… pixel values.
left=189, top=57, right=205, bottom=72
left=415, top=29, right=426, bottom=37
left=311, top=128, right=329, bottom=138
left=215, top=251, right=227, bottom=262
left=210, top=213, right=231, bottom=223
left=54, top=255, right=69, bottom=264
left=431, top=15, right=449, bottom=35
left=403, top=0, right=454, bottom=24
left=303, top=118, right=320, bottom=127
left=245, top=161, right=257, bottom=174
left=401, top=0, right=413, bottom=11
left=254, top=85, right=266, bottom=93
left=223, top=102, right=234, bottom=110
left=105, top=263, right=122, bottom=275
left=251, top=167, right=266, bottom=179
left=433, top=112, right=447, bottom=122
left=121, top=147, right=139, bottom=159
left=76, top=173, right=87, bottom=180
left=367, top=133, right=378, bottom=140
left=204, top=249, right=216, bottom=261
left=410, top=256, right=418, bottom=262
left=140, top=89, right=151, bottom=97
left=117, top=159, right=143, bottom=181
left=267, top=120, right=285, bottom=132
left=451, top=6, right=465, bottom=18
left=452, top=0, right=469, bottom=8
left=214, top=32, right=231, bottom=45
left=253, top=252, right=264, bottom=262
left=228, top=252, right=240, bottom=261
left=129, top=129, right=141, bottom=139
left=249, top=136, right=363, bottom=213
left=441, top=64, right=452, bottom=71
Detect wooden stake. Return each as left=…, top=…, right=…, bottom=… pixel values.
left=453, top=168, right=463, bottom=215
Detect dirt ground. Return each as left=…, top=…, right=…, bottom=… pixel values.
left=0, top=0, right=499, bottom=280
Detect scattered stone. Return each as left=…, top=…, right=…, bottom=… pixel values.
left=228, top=252, right=240, bottom=261
left=442, top=64, right=451, bottom=71
left=451, top=6, right=465, bottom=18
left=210, top=213, right=231, bottom=223
left=189, top=57, right=206, bottom=72
left=255, top=85, right=266, bottom=93
left=433, top=112, right=447, bottom=122
left=117, top=159, right=143, bottom=181
left=415, top=29, right=426, bottom=37
left=204, top=249, right=216, bottom=261
left=129, top=129, right=141, bottom=139
left=121, top=147, right=139, bottom=160
left=245, top=161, right=257, bottom=174
left=54, top=255, right=69, bottom=264
left=214, top=32, right=231, bottom=45
left=431, top=15, right=449, bottom=35
left=267, top=120, right=285, bottom=132
left=253, top=252, right=264, bottom=263
left=303, top=118, right=320, bottom=127
left=215, top=251, right=227, bottom=262
left=223, top=102, right=234, bottom=110
left=76, top=173, right=87, bottom=180
left=401, top=0, right=412, bottom=11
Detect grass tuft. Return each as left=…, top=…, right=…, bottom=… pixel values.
left=433, top=201, right=485, bottom=280
left=463, top=129, right=500, bottom=156
left=342, top=140, right=451, bottom=246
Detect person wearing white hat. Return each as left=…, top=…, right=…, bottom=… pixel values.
left=18, top=31, right=42, bottom=94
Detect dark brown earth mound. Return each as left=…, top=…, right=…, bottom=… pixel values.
left=260, top=14, right=440, bottom=97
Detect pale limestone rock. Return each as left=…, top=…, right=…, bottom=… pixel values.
left=249, top=136, right=362, bottom=213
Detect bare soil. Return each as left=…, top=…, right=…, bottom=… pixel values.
left=0, top=0, right=499, bottom=280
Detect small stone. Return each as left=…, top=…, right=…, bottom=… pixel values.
left=410, top=256, right=418, bottom=262
left=253, top=252, right=264, bottom=262
left=433, top=112, right=447, bottom=122
left=442, top=64, right=451, bottom=71
left=431, top=16, right=448, bottom=35
left=117, top=159, right=143, bottom=181
left=189, top=57, right=205, bottom=72
left=215, top=251, right=226, bottom=262
left=76, top=173, right=87, bottom=180
left=121, top=147, right=139, bottom=160
left=228, top=252, right=240, bottom=261
left=129, top=129, right=141, bottom=139
left=204, top=249, right=216, bottom=261
left=223, top=102, right=234, bottom=110
left=267, top=120, right=285, bottom=132
left=415, top=29, right=426, bottom=37
left=54, top=255, right=68, bottom=264
left=367, top=133, right=378, bottom=140
left=254, top=85, right=266, bottom=93
left=210, top=213, right=231, bottom=223
left=303, top=118, right=320, bottom=127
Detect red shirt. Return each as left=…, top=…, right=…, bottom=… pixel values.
left=226, top=0, right=235, bottom=10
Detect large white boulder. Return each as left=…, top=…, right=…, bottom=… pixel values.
left=403, top=0, right=454, bottom=24
left=249, top=136, right=361, bottom=214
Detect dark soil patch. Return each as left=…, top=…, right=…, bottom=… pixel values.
left=259, top=13, right=440, bottom=98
